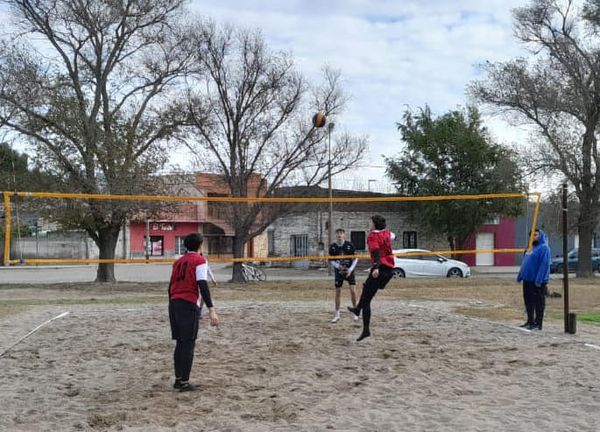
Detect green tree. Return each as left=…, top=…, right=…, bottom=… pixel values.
left=0, top=142, right=61, bottom=192
left=385, top=106, right=526, bottom=254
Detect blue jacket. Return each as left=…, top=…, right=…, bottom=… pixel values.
left=517, top=230, right=551, bottom=286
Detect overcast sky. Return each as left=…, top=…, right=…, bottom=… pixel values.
left=187, top=0, right=533, bottom=191
left=1, top=1, right=538, bottom=192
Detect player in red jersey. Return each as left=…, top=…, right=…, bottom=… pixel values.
left=348, top=215, right=395, bottom=341
left=168, top=233, right=219, bottom=392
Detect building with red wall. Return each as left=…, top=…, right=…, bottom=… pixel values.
left=127, top=173, right=265, bottom=259
left=462, top=216, right=517, bottom=266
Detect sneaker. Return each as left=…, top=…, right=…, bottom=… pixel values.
left=352, top=313, right=359, bottom=322
left=331, top=314, right=340, bottom=323
left=173, top=379, right=183, bottom=390
left=347, top=306, right=360, bottom=317
left=178, top=382, right=197, bottom=392
left=519, top=322, right=533, bottom=328
left=527, top=324, right=541, bottom=331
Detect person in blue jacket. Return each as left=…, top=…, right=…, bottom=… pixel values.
left=517, top=229, right=551, bottom=330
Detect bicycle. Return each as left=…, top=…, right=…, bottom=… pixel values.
left=241, top=262, right=267, bottom=282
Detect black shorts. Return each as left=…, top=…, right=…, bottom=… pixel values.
left=169, top=299, right=199, bottom=341
left=335, top=269, right=356, bottom=288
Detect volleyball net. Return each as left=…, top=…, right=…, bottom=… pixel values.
left=1, top=190, right=541, bottom=266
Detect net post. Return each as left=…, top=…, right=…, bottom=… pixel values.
left=3, top=192, right=11, bottom=266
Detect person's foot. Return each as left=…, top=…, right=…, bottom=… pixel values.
left=527, top=323, right=541, bottom=331
left=347, top=306, right=360, bottom=317
left=174, top=378, right=183, bottom=389
left=357, top=330, right=371, bottom=341
left=178, top=382, right=197, bottom=392
left=331, top=313, right=340, bottom=323
left=519, top=322, right=533, bottom=328
left=352, top=313, right=359, bottom=322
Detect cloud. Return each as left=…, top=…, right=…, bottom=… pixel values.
left=0, top=1, right=534, bottom=190
left=188, top=0, right=530, bottom=188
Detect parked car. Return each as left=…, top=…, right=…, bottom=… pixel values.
left=550, top=248, right=600, bottom=273
left=392, top=249, right=471, bottom=278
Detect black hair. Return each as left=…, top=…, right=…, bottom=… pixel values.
left=335, top=228, right=345, bottom=234
left=183, top=232, right=204, bottom=252
left=371, top=214, right=386, bottom=230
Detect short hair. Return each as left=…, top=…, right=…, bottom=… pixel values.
left=372, top=214, right=386, bottom=230
left=184, top=232, right=204, bottom=252
left=335, top=228, right=345, bottom=234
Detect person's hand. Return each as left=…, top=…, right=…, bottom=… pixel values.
left=372, top=268, right=379, bottom=278
left=209, top=309, right=219, bottom=327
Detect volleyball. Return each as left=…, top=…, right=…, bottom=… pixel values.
left=312, top=111, right=327, bottom=128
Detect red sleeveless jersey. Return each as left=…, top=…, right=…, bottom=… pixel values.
left=367, top=229, right=395, bottom=269
left=169, top=252, right=206, bottom=304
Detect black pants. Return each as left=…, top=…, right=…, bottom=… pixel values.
left=522, top=281, right=546, bottom=328
left=169, top=299, right=199, bottom=381
left=356, top=266, right=394, bottom=332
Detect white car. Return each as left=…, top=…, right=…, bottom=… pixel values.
left=392, top=249, right=471, bottom=278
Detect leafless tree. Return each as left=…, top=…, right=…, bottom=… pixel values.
left=185, top=23, right=368, bottom=282
left=0, top=0, right=194, bottom=281
left=470, top=0, right=600, bottom=276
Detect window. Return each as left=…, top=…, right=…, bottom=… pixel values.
left=351, top=231, right=366, bottom=250
left=291, top=234, right=309, bottom=257
left=403, top=231, right=417, bottom=248
left=485, top=216, right=500, bottom=225
left=175, top=236, right=186, bottom=255
left=268, top=230, right=275, bottom=255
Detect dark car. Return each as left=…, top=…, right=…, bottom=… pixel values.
left=550, top=248, right=600, bottom=273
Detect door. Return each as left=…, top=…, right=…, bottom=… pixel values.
left=150, top=236, right=164, bottom=256
left=475, top=233, right=494, bottom=266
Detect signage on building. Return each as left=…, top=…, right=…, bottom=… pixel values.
left=151, top=223, right=175, bottom=231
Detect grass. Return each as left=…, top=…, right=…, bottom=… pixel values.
left=576, top=312, right=600, bottom=325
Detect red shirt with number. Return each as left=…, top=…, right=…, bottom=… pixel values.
left=367, top=229, right=395, bottom=269
left=168, top=252, right=207, bottom=304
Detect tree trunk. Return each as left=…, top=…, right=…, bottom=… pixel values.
left=94, top=225, right=121, bottom=282
left=231, top=235, right=246, bottom=283
left=447, top=235, right=455, bottom=260
left=576, top=205, right=595, bottom=278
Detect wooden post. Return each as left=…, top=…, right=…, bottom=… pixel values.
left=562, top=184, right=572, bottom=333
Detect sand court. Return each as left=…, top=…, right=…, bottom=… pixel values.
left=1, top=287, right=600, bottom=431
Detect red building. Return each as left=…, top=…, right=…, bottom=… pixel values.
left=128, top=173, right=265, bottom=258
left=462, top=216, right=517, bottom=266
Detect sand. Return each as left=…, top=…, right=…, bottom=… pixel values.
left=1, top=288, right=600, bottom=432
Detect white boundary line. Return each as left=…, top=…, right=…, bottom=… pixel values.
left=0, top=311, right=70, bottom=358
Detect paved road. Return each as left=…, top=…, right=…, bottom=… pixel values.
left=0, top=263, right=333, bottom=284
left=0, top=263, right=523, bottom=284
